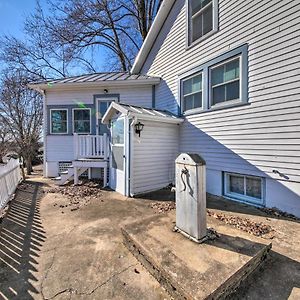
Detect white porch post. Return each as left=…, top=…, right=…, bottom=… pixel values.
left=103, top=133, right=108, bottom=159
left=74, top=167, right=79, bottom=185
left=74, top=133, right=78, bottom=160
left=103, top=166, right=107, bottom=188
left=88, top=168, right=92, bottom=180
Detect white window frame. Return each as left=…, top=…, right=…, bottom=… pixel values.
left=72, top=108, right=92, bottom=134
left=181, top=71, right=204, bottom=114
left=50, top=109, right=68, bottom=135
left=187, top=0, right=219, bottom=47
left=178, top=44, right=248, bottom=115
left=209, top=55, right=242, bottom=109
left=224, top=172, right=265, bottom=205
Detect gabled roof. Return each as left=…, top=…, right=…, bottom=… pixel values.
left=29, top=72, right=160, bottom=90
left=102, top=102, right=183, bottom=124
left=131, top=0, right=176, bottom=74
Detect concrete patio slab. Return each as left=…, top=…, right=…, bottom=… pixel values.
left=122, top=211, right=272, bottom=300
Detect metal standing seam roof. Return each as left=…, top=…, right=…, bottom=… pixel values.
left=29, top=72, right=160, bottom=87
left=102, top=102, right=184, bottom=124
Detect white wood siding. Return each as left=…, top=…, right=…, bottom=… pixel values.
left=45, top=85, right=153, bottom=175
left=140, top=0, right=300, bottom=214
left=46, top=86, right=153, bottom=106
left=131, top=121, right=179, bottom=195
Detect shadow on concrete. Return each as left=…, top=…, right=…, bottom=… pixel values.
left=0, top=181, right=46, bottom=299
left=206, top=233, right=300, bottom=299
left=237, top=250, right=300, bottom=300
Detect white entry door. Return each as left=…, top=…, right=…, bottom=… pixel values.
left=110, top=117, right=126, bottom=194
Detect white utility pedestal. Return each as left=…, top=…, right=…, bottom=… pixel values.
left=175, top=153, right=207, bottom=243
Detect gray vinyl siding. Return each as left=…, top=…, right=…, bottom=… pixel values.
left=131, top=121, right=179, bottom=195
left=141, top=0, right=300, bottom=184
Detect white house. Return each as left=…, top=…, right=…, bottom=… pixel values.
left=30, top=0, right=300, bottom=217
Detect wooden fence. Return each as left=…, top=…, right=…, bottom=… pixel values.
left=0, top=159, right=22, bottom=210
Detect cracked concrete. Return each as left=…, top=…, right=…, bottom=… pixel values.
left=0, top=172, right=170, bottom=300
left=1, top=168, right=300, bottom=300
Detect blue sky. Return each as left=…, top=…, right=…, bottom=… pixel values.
left=0, top=0, right=47, bottom=38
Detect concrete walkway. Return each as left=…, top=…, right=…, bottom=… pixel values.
left=0, top=178, right=169, bottom=300
left=0, top=174, right=300, bottom=299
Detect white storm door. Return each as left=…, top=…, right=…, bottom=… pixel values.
left=110, top=118, right=125, bottom=195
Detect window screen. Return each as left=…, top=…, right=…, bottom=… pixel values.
left=51, top=110, right=68, bottom=134
left=225, top=172, right=263, bottom=203
left=73, top=109, right=91, bottom=133
left=189, top=0, right=213, bottom=43
left=211, top=58, right=240, bottom=105
left=182, top=73, right=202, bottom=111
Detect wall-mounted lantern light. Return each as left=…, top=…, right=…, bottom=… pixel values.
left=135, top=122, right=144, bottom=137
left=104, top=89, right=108, bottom=94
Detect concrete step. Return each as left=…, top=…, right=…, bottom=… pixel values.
left=122, top=211, right=272, bottom=300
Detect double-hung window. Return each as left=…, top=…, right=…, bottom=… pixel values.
left=73, top=108, right=91, bottom=134
left=50, top=109, right=68, bottom=134
left=210, top=57, right=240, bottom=106
left=188, top=0, right=218, bottom=45
left=180, top=45, right=248, bottom=114
left=182, top=73, right=203, bottom=111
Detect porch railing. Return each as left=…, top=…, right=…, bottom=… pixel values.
left=74, top=133, right=109, bottom=160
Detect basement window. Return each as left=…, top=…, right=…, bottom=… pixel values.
left=188, top=0, right=218, bottom=45
left=224, top=172, right=264, bottom=205
left=50, top=109, right=68, bottom=134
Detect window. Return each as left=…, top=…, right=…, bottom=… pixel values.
left=211, top=57, right=240, bottom=106
left=97, top=100, right=113, bottom=135
left=182, top=73, right=203, bottom=111
left=51, top=109, right=68, bottom=134
left=73, top=108, right=91, bottom=134
left=188, top=0, right=218, bottom=45
left=179, top=44, right=248, bottom=114
left=224, top=172, right=264, bottom=205
left=112, top=118, right=124, bottom=145
left=111, top=118, right=124, bottom=170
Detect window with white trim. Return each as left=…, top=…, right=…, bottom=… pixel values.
left=210, top=57, right=240, bottom=106
left=180, top=44, right=248, bottom=114
left=224, top=172, right=264, bottom=204
left=51, top=109, right=68, bottom=134
left=182, top=73, right=203, bottom=111
left=188, top=0, right=218, bottom=45
left=73, top=108, right=91, bottom=134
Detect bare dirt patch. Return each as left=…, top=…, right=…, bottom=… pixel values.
left=45, top=180, right=104, bottom=211
left=149, top=202, right=274, bottom=238
left=149, top=201, right=176, bottom=214
left=207, top=210, right=274, bottom=238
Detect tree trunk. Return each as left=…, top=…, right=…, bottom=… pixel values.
left=26, top=157, right=33, bottom=175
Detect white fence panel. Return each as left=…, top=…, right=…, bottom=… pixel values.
left=0, top=159, right=22, bottom=210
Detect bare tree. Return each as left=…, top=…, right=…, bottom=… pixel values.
left=121, top=0, right=162, bottom=41
left=0, top=71, right=43, bottom=174
left=32, top=0, right=162, bottom=72
left=0, top=120, right=10, bottom=163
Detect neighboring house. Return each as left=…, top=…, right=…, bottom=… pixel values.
left=30, top=0, right=300, bottom=217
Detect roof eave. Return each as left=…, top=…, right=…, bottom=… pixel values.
left=28, top=78, right=161, bottom=91
left=130, top=113, right=184, bottom=124
left=131, top=0, right=176, bottom=74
